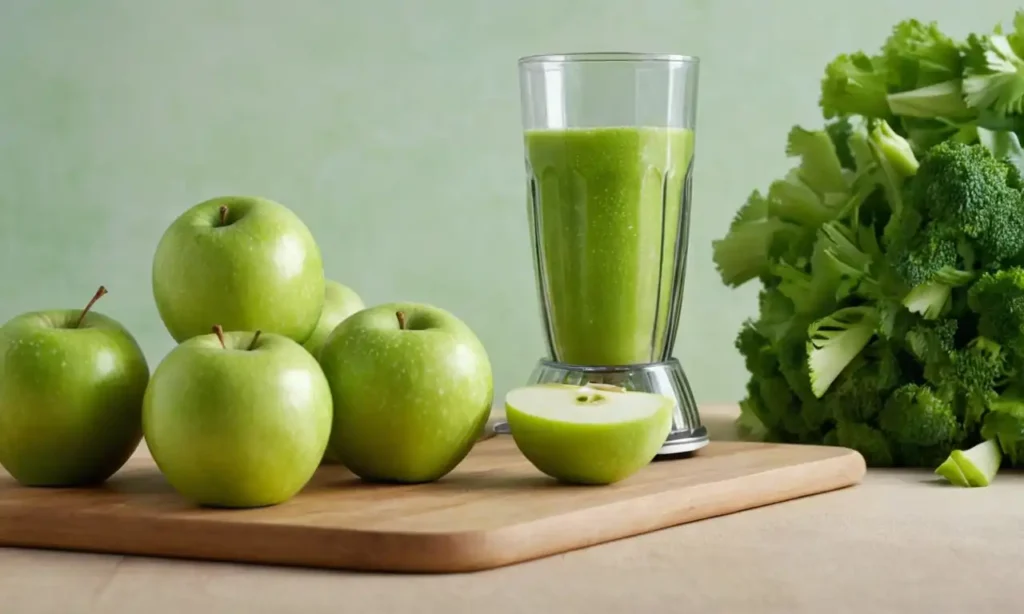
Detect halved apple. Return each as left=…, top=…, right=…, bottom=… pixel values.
left=504, top=383, right=674, bottom=485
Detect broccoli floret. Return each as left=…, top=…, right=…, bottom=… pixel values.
left=967, top=268, right=1024, bottom=351
left=806, top=306, right=881, bottom=398
left=878, top=383, right=962, bottom=449
left=888, top=224, right=959, bottom=288
left=951, top=337, right=1012, bottom=427
left=836, top=420, right=894, bottom=466
left=907, top=141, right=1024, bottom=262
left=827, top=342, right=903, bottom=423
left=906, top=318, right=958, bottom=363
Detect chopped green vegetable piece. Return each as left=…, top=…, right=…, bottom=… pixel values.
left=934, top=455, right=969, bottom=486
left=940, top=439, right=1003, bottom=487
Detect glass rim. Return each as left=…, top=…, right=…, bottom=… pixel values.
left=518, top=52, right=699, bottom=66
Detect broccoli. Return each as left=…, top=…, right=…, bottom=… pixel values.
left=827, top=343, right=902, bottom=423
left=878, top=383, right=962, bottom=449
left=806, top=306, right=881, bottom=398
left=716, top=11, right=1024, bottom=476
left=950, top=337, right=1013, bottom=427
left=906, top=141, right=1024, bottom=262
left=935, top=439, right=1003, bottom=487
left=835, top=420, right=894, bottom=466
left=967, top=268, right=1024, bottom=352
left=887, top=224, right=959, bottom=289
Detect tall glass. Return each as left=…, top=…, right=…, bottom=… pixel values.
left=518, top=53, right=700, bottom=368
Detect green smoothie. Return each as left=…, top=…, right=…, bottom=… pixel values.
left=524, top=126, right=695, bottom=366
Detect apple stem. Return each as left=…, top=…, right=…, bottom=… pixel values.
left=248, top=330, right=262, bottom=351
left=212, top=324, right=226, bottom=349
left=75, top=286, right=108, bottom=328
left=219, top=204, right=229, bottom=226
left=396, top=311, right=406, bottom=330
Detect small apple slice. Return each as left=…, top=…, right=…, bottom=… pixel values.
left=504, top=383, right=674, bottom=485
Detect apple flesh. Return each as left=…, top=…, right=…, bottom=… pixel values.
left=152, top=196, right=325, bottom=344
left=318, top=302, right=493, bottom=483
left=0, top=287, right=150, bottom=487
left=142, top=326, right=333, bottom=508
left=504, top=383, right=674, bottom=485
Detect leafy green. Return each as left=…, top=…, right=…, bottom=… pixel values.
left=716, top=12, right=1024, bottom=481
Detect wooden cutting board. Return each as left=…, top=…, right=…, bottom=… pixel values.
left=0, top=432, right=865, bottom=574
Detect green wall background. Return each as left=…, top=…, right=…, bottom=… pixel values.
left=0, top=1, right=1017, bottom=406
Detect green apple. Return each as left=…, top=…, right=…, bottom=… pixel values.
left=505, top=383, right=674, bottom=485
left=304, top=280, right=364, bottom=465
left=152, top=195, right=325, bottom=344
left=142, top=326, right=333, bottom=508
left=0, top=286, right=150, bottom=487
left=303, top=280, right=365, bottom=358
left=318, top=302, right=493, bottom=483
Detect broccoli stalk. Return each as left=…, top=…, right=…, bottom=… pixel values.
left=902, top=266, right=976, bottom=320
left=935, top=439, right=1003, bottom=487
left=806, top=306, right=880, bottom=398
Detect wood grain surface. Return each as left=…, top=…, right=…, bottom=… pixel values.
left=0, top=434, right=866, bottom=573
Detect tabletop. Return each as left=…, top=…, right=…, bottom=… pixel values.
left=2, top=405, right=1022, bottom=614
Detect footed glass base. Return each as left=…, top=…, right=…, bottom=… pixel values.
left=494, top=358, right=709, bottom=457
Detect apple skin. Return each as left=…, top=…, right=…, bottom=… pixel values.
left=505, top=384, right=673, bottom=485
left=318, top=302, right=493, bottom=483
left=303, top=280, right=365, bottom=359
left=142, top=330, right=333, bottom=508
left=0, top=310, right=150, bottom=487
left=152, top=196, right=325, bottom=344
left=302, top=280, right=365, bottom=466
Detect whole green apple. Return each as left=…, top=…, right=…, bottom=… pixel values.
left=0, top=286, right=150, bottom=487
left=143, top=326, right=333, bottom=508
left=152, top=195, right=325, bottom=344
left=304, top=280, right=365, bottom=465
left=318, top=302, right=493, bottom=483
left=303, top=280, right=365, bottom=358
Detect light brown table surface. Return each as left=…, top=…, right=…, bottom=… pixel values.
left=2, top=404, right=1022, bottom=614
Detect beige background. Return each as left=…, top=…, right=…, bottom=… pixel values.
left=1, top=1, right=1019, bottom=405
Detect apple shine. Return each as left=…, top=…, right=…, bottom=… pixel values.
left=318, top=302, right=493, bottom=483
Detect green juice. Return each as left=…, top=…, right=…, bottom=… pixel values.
left=524, top=126, right=695, bottom=366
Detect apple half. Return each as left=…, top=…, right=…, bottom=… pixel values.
left=504, top=383, right=674, bottom=485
